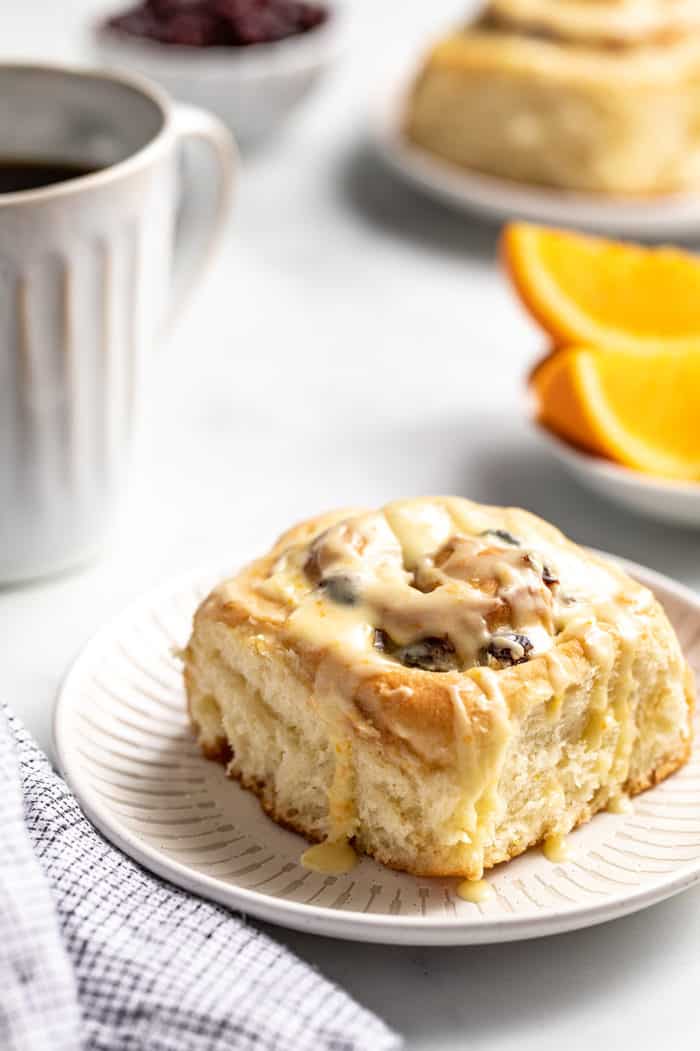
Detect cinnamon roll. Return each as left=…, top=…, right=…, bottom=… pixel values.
left=404, top=1, right=700, bottom=195
left=184, top=497, right=693, bottom=879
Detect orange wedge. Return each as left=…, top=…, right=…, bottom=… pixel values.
left=531, top=346, right=700, bottom=480
left=504, top=224, right=700, bottom=353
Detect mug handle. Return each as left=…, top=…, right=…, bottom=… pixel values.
left=167, top=103, right=237, bottom=327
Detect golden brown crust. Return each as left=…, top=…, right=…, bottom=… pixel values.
left=199, top=736, right=233, bottom=764
left=625, top=738, right=692, bottom=795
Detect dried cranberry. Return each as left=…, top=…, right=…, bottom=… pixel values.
left=480, top=529, right=520, bottom=546
left=162, top=12, right=224, bottom=46
left=146, top=0, right=186, bottom=16
left=373, top=630, right=458, bottom=672
left=106, top=0, right=327, bottom=46
left=298, top=4, right=325, bottom=29
left=397, top=636, right=458, bottom=673
left=486, top=633, right=533, bottom=666
left=319, top=575, right=359, bottom=606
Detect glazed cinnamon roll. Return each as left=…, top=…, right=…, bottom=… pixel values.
left=404, top=0, right=700, bottom=195
left=184, top=497, right=693, bottom=879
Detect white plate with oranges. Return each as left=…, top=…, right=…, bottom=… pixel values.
left=504, top=223, right=700, bottom=527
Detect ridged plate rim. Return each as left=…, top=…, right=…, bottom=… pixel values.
left=54, top=553, right=700, bottom=945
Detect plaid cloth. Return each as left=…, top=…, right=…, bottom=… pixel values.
left=0, top=705, right=401, bottom=1051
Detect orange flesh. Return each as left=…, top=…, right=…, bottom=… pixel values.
left=531, top=345, right=700, bottom=480
left=503, top=223, right=700, bottom=353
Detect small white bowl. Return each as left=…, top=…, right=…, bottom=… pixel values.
left=535, top=423, right=700, bottom=528
left=94, top=4, right=345, bottom=143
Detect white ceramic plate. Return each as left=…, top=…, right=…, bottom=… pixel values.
left=373, top=76, right=700, bottom=238
left=536, top=424, right=700, bottom=528
left=54, top=558, right=700, bottom=945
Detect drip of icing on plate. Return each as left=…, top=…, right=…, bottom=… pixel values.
left=301, top=840, right=358, bottom=875
left=456, top=878, right=492, bottom=904
left=542, top=833, right=571, bottom=863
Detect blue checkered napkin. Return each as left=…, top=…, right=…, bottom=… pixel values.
left=0, top=705, right=401, bottom=1051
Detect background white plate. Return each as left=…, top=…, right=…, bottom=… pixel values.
left=373, top=77, right=700, bottom=239
left=536, top=424, right=700, bottom=528
left=54, top=558, right=700, bottom=945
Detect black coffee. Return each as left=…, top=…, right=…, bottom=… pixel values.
left=0, top=158, right=97, bottom=193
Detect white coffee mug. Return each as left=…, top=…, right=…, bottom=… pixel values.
left=0, top=63, right=236, bottom=584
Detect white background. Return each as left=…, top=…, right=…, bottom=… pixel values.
left=2, top=2, right=700, bottom=1048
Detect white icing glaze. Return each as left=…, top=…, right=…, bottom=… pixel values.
left=447, top=674, right=512, bottom=873
left=268, top=517, right=567, bottom=673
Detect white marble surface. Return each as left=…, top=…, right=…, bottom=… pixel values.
left=3, top=2, right=700, bottom=1048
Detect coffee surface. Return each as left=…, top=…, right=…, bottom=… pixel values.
left=0, top=159, right=97, bottom=194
